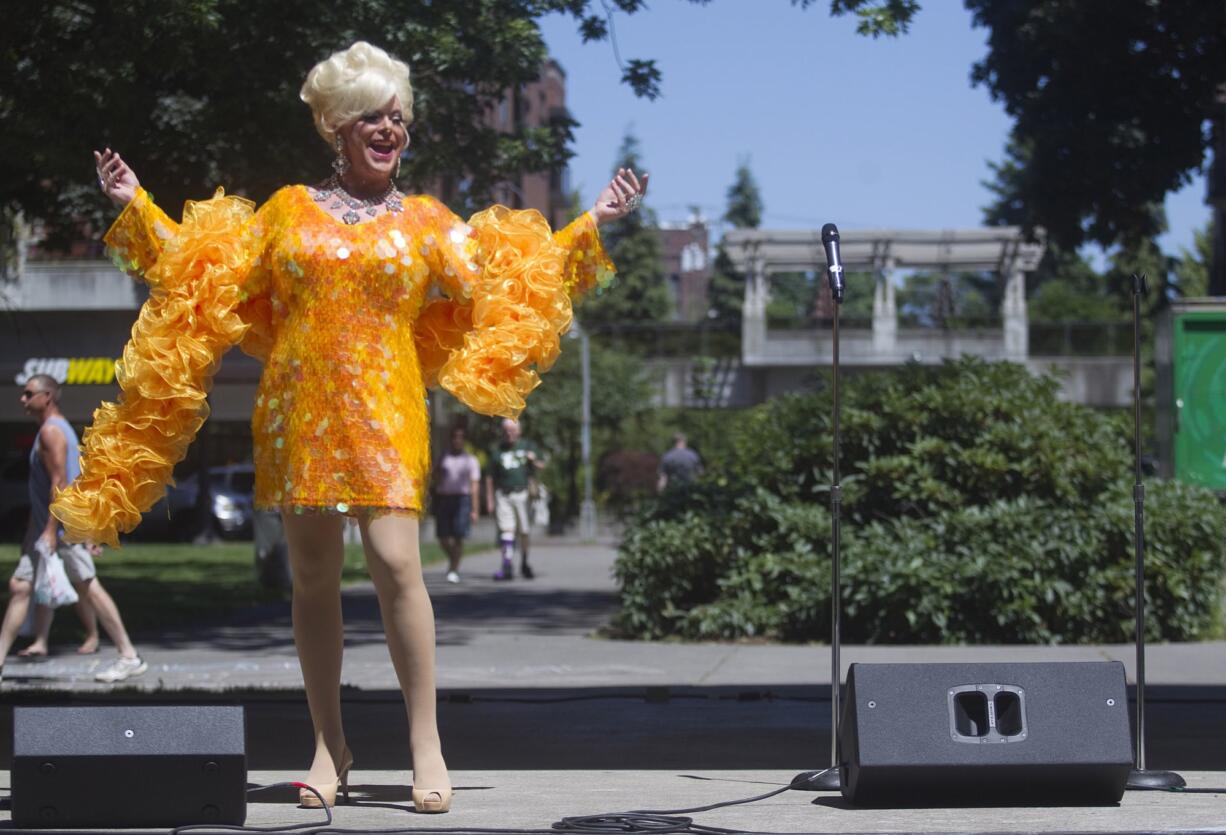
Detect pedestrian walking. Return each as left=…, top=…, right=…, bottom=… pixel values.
left=657, top=432, right=703, bottom=492
left=485, top=418, right=545, bottom=580
left=0, top=375, right=146, bottom=683
left=56, top=40, right=646, bottom=815
left=433, top=427, right=480, bottom=584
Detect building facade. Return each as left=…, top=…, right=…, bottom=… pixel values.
left=657, top=213, right=712, bottom=322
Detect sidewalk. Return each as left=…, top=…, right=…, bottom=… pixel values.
left=2, top=536, right=1225, bottom=693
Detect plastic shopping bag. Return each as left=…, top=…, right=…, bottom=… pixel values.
left=532, top=484, right=551, bottom=530
left=33, top=541, right=80, bottom=608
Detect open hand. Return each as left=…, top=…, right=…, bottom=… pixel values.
left=591, top=168, right=648, bottom=226
left=94, top=148, right=140, bottom=207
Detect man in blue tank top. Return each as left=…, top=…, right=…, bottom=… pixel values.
left=0, top=375, right=146, bottom=683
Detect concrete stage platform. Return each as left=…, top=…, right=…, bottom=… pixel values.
left=0, top=769, right=1222, bottom=833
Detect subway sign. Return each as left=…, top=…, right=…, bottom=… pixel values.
left=15, top=357, right=120, bottom=386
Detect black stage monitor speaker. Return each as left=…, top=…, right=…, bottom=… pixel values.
left=839, top=662, right=1133, bottom=806
left=12, top=705, right=246, bottom=828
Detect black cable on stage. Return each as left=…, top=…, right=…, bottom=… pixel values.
left=163, top=774, right=820, bottom=835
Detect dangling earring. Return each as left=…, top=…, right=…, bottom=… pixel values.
left=332, top=136, right=349, bottom=175
left=394, top=152, right=402, bottom=180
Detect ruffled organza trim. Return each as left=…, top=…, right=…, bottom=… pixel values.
left=52, top=189, right=255, bottom=546
left=432, top=206, right=576, bottom=418
left=102, top=187, right=179, bottom=284
left=414, top=297, right=474, bottom=390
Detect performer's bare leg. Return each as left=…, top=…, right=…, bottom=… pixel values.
left=283, top=513, right=349, bottom=790
left=358, top=514, right=450, bottom=803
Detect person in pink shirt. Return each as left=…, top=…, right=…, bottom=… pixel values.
left=432, top=427, right=481, bottom=583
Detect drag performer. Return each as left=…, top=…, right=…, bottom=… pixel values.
left=53, top=41, right=646, bottom=813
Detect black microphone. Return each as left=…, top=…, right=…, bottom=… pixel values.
left=821, top=223, right=845, bottom=304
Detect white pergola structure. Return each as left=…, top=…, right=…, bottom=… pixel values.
left=724, top=227, right=1046, bottom=367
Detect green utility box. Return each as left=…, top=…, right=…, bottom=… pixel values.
left=1156, top=299, right=1226, bottom=490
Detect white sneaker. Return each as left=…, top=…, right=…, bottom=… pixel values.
left=445, top=571, right=461, bottom=584
left=95, top=656, right=148, bottom=683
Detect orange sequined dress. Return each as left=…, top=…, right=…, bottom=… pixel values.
left=52, top=185, right=613, bottom=546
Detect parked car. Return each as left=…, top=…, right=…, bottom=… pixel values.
left=133, top=464, right=256, bottom=541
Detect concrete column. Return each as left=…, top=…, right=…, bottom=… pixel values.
left=872, top=257, right=898, bottom=357
left=742, top=246, right=767, bottom=363
left=1002, top=266, right=1028, bottom=359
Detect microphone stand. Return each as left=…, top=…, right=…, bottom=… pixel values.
left=794, top=266, right=844, bottom=793
left=1124, top=273, right=1185, bottom=791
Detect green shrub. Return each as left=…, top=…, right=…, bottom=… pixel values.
left=613, top=509, right=733, bottom=640
left=613, top=358, right=1226, bottom=643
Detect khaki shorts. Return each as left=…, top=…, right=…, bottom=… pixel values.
left=12, top=542, right=97, bottom=585
left=494, top=489, right=531, bottom=535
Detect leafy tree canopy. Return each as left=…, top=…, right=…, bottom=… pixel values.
left=708, top=159, right=765, bottom=323
left=4, top=0, right=590, bottom=244
left=1, top=0, right=927, bottom=249
left=968, top=1, right=1225, bottom=250
left=842, top=2, right=1223, bottom=252
left=723, top=160, right=763, bottom=231
left=577, top=133, right=669, bottom=327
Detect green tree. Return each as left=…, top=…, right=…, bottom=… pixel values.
left=2, top=0, right=601, bottom=246
left=0, top=0, right=876, bottom=249
left=834, top=1, right=1222, bottom=281
left=897, top=271, right=995, bottom=327
left=966, top=1, right=1224, bottom=251
left=522, top=337, right=659, bottom=522
left=1173, top=221, right=1214, bottom=299
left=577, top=133, right=670, bottom=328
left=708, top=160, right=764, bottom=324
left=723, top=161, right=763, bottom=230
left=984, top=137, right=1130, bottom=325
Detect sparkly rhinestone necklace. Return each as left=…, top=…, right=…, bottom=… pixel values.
left=313, top=173, right=404, bottom=225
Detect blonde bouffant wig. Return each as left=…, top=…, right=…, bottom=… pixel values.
left=300, top=42, right=414, bottom=145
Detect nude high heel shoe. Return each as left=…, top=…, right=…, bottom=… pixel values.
left=299, top=749, right=354, bottom=808
left=411, top=786, right=453, bottom=814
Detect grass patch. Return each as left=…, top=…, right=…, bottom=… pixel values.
left=0, top=539, right=487, bottom=644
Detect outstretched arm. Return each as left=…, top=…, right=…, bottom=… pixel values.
left=95, top=148, right=140, bottom=207
left=588, top=168, right=649, bottom=227
left=53, top=188, right=277, bottom=547
left=416, top=168, right=647, bottom=419
left=94, top=149, right=179, bottom=284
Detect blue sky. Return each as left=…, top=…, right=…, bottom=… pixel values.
left=539, top=2, right=1209, bottom=259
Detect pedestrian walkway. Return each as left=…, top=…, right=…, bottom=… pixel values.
left=2, top=536, right=1224, bottom=692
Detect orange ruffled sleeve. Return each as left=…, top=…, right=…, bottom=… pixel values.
left=52, top=189, right=269, bottom=546
left=414, top=204, right=614, bottom=419
left=103, top=187, right=180, bottom=285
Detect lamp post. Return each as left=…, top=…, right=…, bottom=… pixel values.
left=570, top=320, right=597, bottom=540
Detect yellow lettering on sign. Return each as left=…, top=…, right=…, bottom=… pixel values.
left=66, top=358, right=88, bottom=385
left=64, top=358, right=118, bottom=385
